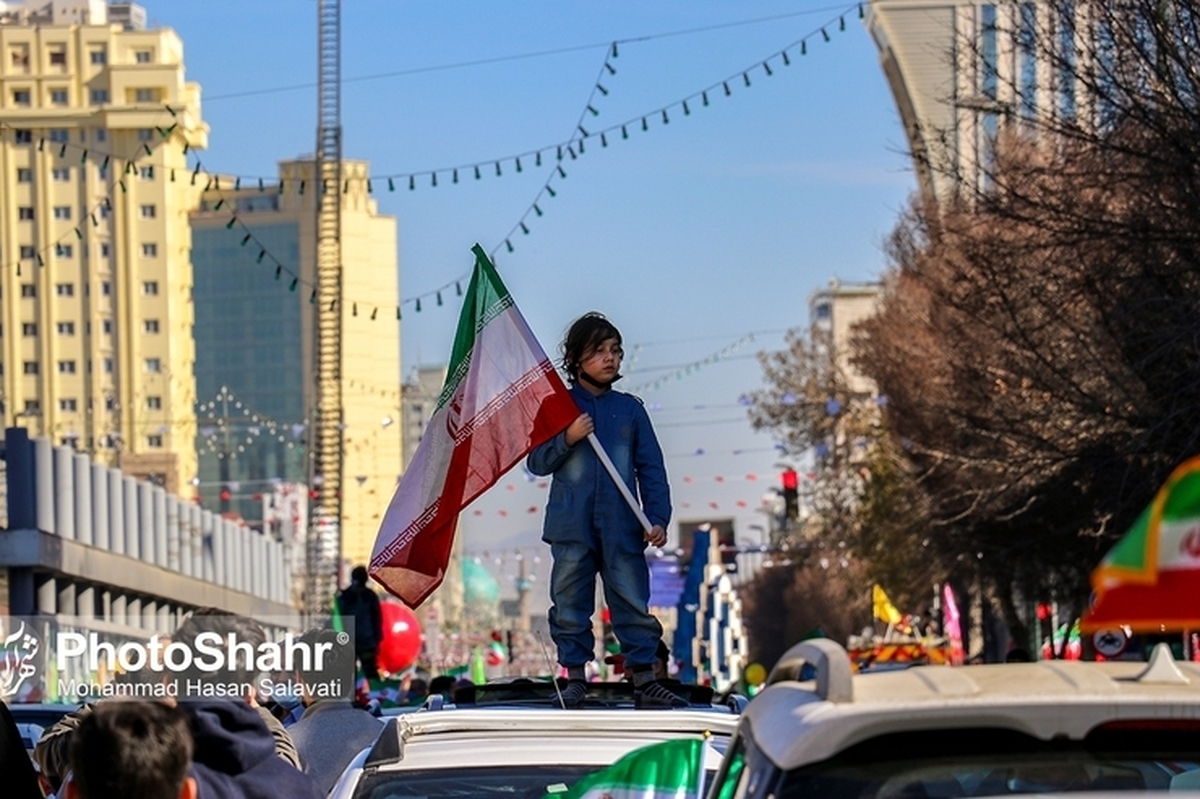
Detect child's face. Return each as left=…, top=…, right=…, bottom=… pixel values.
left=580, top=337, right=623, bottom=383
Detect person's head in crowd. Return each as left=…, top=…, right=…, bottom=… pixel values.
left=172, top=608, right=266, bottom=699
left=68, top=701, right=197, bottom=799
left=350, top=565, right=369, bottom=586
left=293, top=627, right=356, bottom=707
left=428, top=675, right=455, bottom=699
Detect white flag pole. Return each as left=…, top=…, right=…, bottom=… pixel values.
left=586, top=432, right=653, bottom=534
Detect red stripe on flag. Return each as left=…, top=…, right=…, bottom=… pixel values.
left=1082, top=569, right=1200, bottom=632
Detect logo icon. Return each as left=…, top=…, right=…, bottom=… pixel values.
left=0, top=621, right=40, bottom=700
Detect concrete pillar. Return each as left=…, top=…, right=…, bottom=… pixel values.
left=35, top=437, right=55, bottom=534
left=91, top=463, right=110, bottom=551
left=204, top=510, right=218, bottom=584
left=100, top=589, right=112, bottom=623
left=54, top=446, right=75, bottom=539
left=157, top=603, right=170, bottom=633
left=153, top=487, right=168, bottom=568
left=73, top=453, right=93, bottom=546
left=124, top=476, right=140, bottom=559
left=57, top=581, right=75, bottom=619
left=143, top=599, right=157, bottom=631
left=166, top=495, right=181, bottom=572
left=138, top=483, right=154, bottom=564
left=5, top=428, right=35, bottom=531
left=36, top=576, right=56, bottom=614
left=77, top=585, right=95, bottom=620
left=112, top=593, right=127, bottom=627
left=108, top=468, right=124, bottom=556
left=127, top=597, right=142, bottom=629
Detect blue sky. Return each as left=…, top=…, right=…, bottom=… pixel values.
left=148, top=1, right=915, bottom=594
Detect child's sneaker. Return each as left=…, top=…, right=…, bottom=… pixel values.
left=635, top=680, right=689, bottom=709
left=559, top=679, right=587, bottom=709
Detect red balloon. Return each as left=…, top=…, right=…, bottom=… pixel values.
left=377, top=601, right=423, bottom=675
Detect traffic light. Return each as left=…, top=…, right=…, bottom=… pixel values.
left=781, top=468, right=799, bottom=520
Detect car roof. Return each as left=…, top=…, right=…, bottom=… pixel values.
left=743, top=639, right=1200, bottom=772
left=363, top=706, right=739, bottom=772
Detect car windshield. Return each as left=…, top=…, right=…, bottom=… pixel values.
left=354, top=765, right=599, bottom=799
left=775, top=726, right=1200, bottom=799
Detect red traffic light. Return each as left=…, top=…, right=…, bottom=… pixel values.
left=781, top=468, right=799, bottom=490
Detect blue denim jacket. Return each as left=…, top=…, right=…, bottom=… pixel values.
left=527, top=384, right=671, bottom=546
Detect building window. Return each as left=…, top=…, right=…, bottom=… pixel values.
left=142, top=281, right=159, bottom=295
left=56, top=283, right=74, bottom=297
left=89, top=48, right=106, bottom=65
left=23, top=361, right=38, bottom=375
left=14, top=129, right=31, bottom=144
left=102, top=281, right=112, bottom=296
left=90, top=89, right=109, bottom=105
left=18, top=207, right=33, bottom=220
left=98, top=204, right=110, bottom=218
left=100, top=243, right=111, bottom=258
left=16, top=168, right=31, bottom=182
left=49, top=88, right=68, bottom=105
left=55, top=244, right=73, bottom=259
left=103, top=358, right=113, bottom=373
left=20, top=284, right=35, bottom=298
left=57, top=360, right=76, bottom=374
left=9, top=45, right=28, bottom=68
left=95, top=128, right=107, bottom=142
left=146, top=396, right=162, bottom=410
left=147, top=434, right=163, bottom=448
left=48, top=47, right=67, bottom=67
left=102, top=319, right=112, bottom=334
left=19, top=246, right=35, bottom=259
left=139, top=204, right=156, bottom=219
left=24, top=400, right=40, bottom=414
left=53, top=206, right=71, bottom=220
left=12, top=89, right=30, bottom=106
left=48, top=129, right=69, bottom=143
left=145, top=358, right=161, bottom=372
left=60, top=398, right=77, bottom=411
left=52, top=167, right=70, bottom=181
left=137, top=128, right=154, bottom=142
left=134, top=88, right=156, bottom=103
left=144, top=319, right=160, bottom=334
left=57, top=322, right=74, bottom=335
left=141, top=243, right=158, bottom=258
left=139, top=165, right=155, bottom=180
left=135, top=50, right=153, bottom=63
left=22, top=323, right=37, bottom=336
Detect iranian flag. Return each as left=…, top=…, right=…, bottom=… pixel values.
left=548, top=738, right=707, bottom=799
left=370, top=245, right=579, bottom=607
left=1081, top=456, right=1200, bottom=632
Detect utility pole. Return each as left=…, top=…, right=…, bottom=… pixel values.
left=307, top=0, right=344, bottom=618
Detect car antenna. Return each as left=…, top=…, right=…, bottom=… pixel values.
left=535, top=630, right=569, bottom=709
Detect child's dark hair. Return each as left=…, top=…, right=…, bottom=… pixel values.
left=70, top=701, right=193, bottom=799
left=561, top=312, right=622, bottom=383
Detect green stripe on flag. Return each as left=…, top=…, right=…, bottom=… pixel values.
left=1103, top=502, right=1151, bottom=571
left=548, top=738, right=706, bottom=799
left=438, top=245, right=513, bottom=412
left=1159, top=469, right=1200, bottom=522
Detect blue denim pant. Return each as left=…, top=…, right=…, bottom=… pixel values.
left=548, top=539, right=663, bottom=671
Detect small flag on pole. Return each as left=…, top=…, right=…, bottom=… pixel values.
left=546, top=737, right=707, bottom=799
left=872, top=584, right=902, bottom=624
left=1081, top=456, right=1200, bottom=632
left=370, top=245, right=579, bottom=606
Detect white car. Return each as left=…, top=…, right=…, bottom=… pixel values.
left=709, top=639, right=1200, bottom=799
left=329, top=680, right=740, bottom=799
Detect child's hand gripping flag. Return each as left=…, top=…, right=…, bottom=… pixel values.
left=370, top=245, right=579, bottom=606
left=545, top=738, right=708, bottom=799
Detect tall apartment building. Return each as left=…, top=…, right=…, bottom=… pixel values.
left=866, top=0, right=1070, bottom=211
left=0, top=0, right=206, bottom=495
left=808, top=280, right=882, bottom=398
left=190, top=158, right=401, bottom=572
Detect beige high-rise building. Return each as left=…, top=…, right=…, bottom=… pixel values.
left=190, top=158, right=401, bottom=572
left=0, top=1, right=206, bottom=495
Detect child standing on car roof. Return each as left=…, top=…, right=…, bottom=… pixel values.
left=527, top=312, right=687, bottom=709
